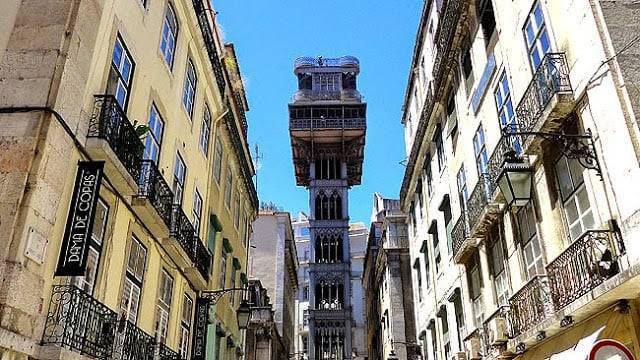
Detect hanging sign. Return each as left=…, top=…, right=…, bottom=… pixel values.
left=191, top=297, right=210, bottom=360
left=55, top=161, right=104, bottom=276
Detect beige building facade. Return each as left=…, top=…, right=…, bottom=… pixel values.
left=401, top=0, right=640, bottom=359
left=0, top=0, right=257, bottom=359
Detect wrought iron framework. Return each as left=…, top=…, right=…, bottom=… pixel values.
left=138, top=160, right=175, bottom=229
left=508, top=275, right=554, bottom=337
left=515, top=52, right=572, bottom=133
left=546, top=230, right=618, bottom=309
left=88, top=95, right=145, bottom=181
left=112, top=318, right=155, bottom=360
left=200, top=287, right=248, bottom=305
left=451, top=214, right=469, bottom=259
left=466, top=174, right=493, bottom=232
left=191, top=0, right=225, bottom=95
left=169, top=205, right=212, bottom=280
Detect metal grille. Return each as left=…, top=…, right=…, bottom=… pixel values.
left=88, top=95, right=145, bottom=181
left=466, top=174, right=493, bottom=233
left=138, top=160, right=174, bottom=229
left=194, top=239, right=212, bottom=280
left=508, top=276, right=553, bottom=337
left=451, top=214, right=469, bottom=258
left=547, top=230, right=618, bottom=309
left=112, top=318, right=155, bottom=360
left=515, top=52, right=572, bottom=134
left=289, top=118, right=366, bottom=130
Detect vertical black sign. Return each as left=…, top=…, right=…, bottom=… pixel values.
left=55, top=161, right=104, bottom=276
left=192, top=297, right=210, bottom=360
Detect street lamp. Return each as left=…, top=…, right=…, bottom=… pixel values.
left=236, top=299, right=252, bottom=330
left=497, top=149, right=533, bottom=208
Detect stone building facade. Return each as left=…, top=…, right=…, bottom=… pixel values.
left=401, top=0, right=640, bottom=359
left=363, top=193, right=419, bottom=360
left=0, top=0, right=257, bottom=359
left=249, top=209, right=299, bottom=358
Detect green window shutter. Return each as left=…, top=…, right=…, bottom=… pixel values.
left=223, top=238, right=233, bottom=253
left=232, top=257, right=241, bottom=270
left=240, top=273, right=248, bottom=285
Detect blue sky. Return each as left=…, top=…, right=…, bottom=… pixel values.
left=214, top=1, right=422, bottom=224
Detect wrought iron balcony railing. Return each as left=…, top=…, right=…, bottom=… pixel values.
left=170, top=205, right=212, bottom=279
left=156, top=342, right=182, bottom=359
left=192, top=0, right=225, bottom=95
left=384, top=235, right=409, bottom=248
left=466, top=174, right=493, bottom=233
left=194, top=238, right=212, bottom=280
left=289, top=118, right=366, bottom=130
left=42, top=285, right=117, bottom=359
left=138, top=160, right=174, bottom=230
left=432, top=0, right=466, bottom=90
left=547, top=230, right=619, bottom=310
left=452, top=214, right=469, bottom=259
left=88, top=95, right=145, bottom=181
left=508, top=275, right=554, bottom=337
left=486, top=134, right=523, bottom=192
left=112, top=318, right=155, bottom=360
left=515, top=52, right=572, bottom=134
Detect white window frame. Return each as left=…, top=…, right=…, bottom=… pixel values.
left=199, top=106, right=212, bottom=156
left=160, top=3, right=178, bottom=68
left=183, top=59, right=197, bottom=117
left=173, top=152, right=186, bottom=205
left=144, top=104, right=164, bottom=164
left=120, top=236, right=147, bottom=324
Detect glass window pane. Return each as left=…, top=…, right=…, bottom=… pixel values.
left=556, top=158, right=573, bottom=199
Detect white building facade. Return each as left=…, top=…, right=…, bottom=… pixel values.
left=401, top=0, right=640, bottom=359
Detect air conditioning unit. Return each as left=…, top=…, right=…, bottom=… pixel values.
left=466, top=337, right=482, bottom=360
left=486, top=315, right=508, bottom=345
left=451, top=352, right=467, bottom=360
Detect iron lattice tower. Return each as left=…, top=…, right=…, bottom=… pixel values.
left=289, top=56, right=366, bottom=360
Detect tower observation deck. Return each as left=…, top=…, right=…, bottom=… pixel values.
left=289, top=56, right=366, bottom=360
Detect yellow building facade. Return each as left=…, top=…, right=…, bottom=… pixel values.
left=0, top=0, right=256, bottom=359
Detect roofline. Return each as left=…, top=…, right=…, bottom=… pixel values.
left=401, top=0, right=434, bottom=124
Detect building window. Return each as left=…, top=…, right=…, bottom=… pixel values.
left=556, top=156, right=594, bottom=240
left=495, top=71, right=516, bottom=131
left=234, top=196, right=241, bottom=229
left=155, top=269, right=174, bottom=344
left=199, top=106, right=212, bottom=156
left=524, top=1, right=551, bottom=71
left=419, top=331, right=427, bottom=360
left=108, top=35, right=134, bottom=109
left=219, top=251, right=227, bottom=289
left=453, top=293, right=465, bottom=351
left=120, top=236, right=147, bottom=324
left=183, top=59, right=197, bottom=117
left=430, top=321, right=439, bottom=360
left=489, top=225, right=509, bottom=305
left=225, top=167, right=233, bottom=209
left=477, top=0, right=496, bottom=47
left=317, top=73, right=340, bottom=92
left=179, top=294, right=193, bottom=358
left=467, top=254, right=483, bottom=329
left=446, top=90, right=459, bottom=153
left=144, top=105, right=164, bottom=164
left=72, top=199, right=109, bottom=294
left=439, top=307, right=451, bottom=359
left=424, top=153, right=433, bottom=196
left=214, top=138, right=223, bottom=183
left=429, top=222, right=441, bottom=274
left=160, top=3, right=178, bottom=68
left=173, top=153, right=186, bottom=205
left=414, top=258, right=423, bottom=302
left=457, top=165, right=468, bottom=211
left=434, top=125, right=446, bottom=171
left=517, top=201, right=545, bottom=279
left=461, top=38, right=475, bottom=95
left=420, top=240, right=431, bottom=290
left=193, top=189, right=203, bottom=235
left=440, top=198, right=454, bottom=253
left=473, top=125, right=488, bottom=176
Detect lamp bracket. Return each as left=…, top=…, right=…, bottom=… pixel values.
left=200, top=287, right=248, bottom=305
left=504, top=129, right=603, bottom=179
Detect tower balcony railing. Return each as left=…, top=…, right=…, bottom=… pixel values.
left=515, top=52, right=573, bottom=145
left=292, top=89, right=362, bottom=102
left=135, top=160, right=175, bottom=238
left=508, top=275, right=554, bottom=337
left=384, top=235, right=409, bottom=248
left=290, top=117, right=366, bottom=130
left=546, top=230, right=619, bottom=310
left=42, top=285, right=185, bottom=359
left=86, top=95, right=145, bottom=195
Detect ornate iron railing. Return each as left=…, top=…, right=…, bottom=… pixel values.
left=170, top=205, right=197, bottom=260
left=112, top=318, right=155, bottom=360
left=508, top=275, right=554, bottom=337
left=192, top=0, right=225, bottom=95
left=452, top=214, right=469, bottom=258
left=234, top=93, right=248, bottom=135
left=42, top=285, right=117, bottom=359
left=466, top=174, right=493, bottom=232
left=194, top=238, right=212, bottom=280
left=432, top=0, right=465, bottom=89
left=547, top=230, right=618, bottom=310
left=482, top=306, right=512, bottom=350
left=138, top=160, right=174, bottom=230
left=88, top=95, right=145, bottom=181
left=289, top=118, right=366, bottom=130
left=156, top=342, right=182, bottom=359
left=515, top=53, right=572, bottom=133
left=385, top=235, right=409, bottom=248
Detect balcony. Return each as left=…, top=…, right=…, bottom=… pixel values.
left=384, top=235, right=409, bottom=248
left=452, top=214, right=479, bottom=264
left=132, top=160, right=174, bottom=239
left=86, top=95, right=145, bottom=196
left=482, top=306, right=513, bottom=358
left=546, top=230, right=619, bottom=310
left=42, top=285, right=184, bottom=360
left=515, top=52, right=574, bottom=149
left=508, top=275, right=554, bottom=337
left=466, top=174, right=500, bottom=238
left=289, top=117, right=366, bottom=131
left=309, top=308, right=352, bottom=320
left=292, top=89, right=363, bottom=103
left=162, top=205, right=212, bottom=288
